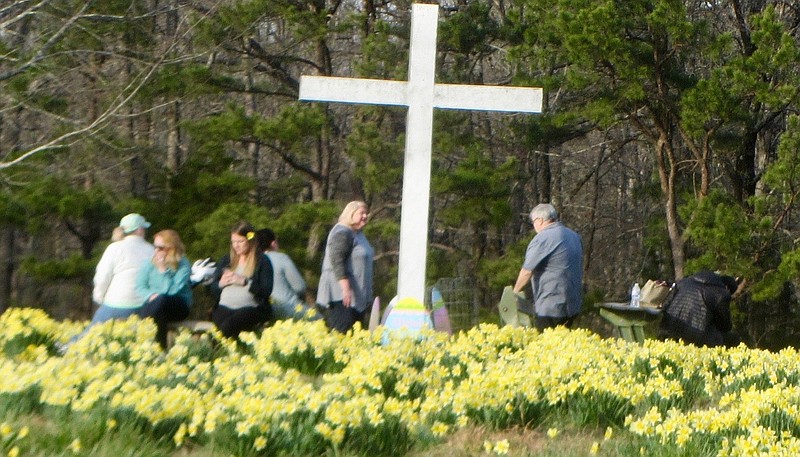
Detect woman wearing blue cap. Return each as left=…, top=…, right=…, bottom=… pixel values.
left=60, top=213, right=155, bottom=352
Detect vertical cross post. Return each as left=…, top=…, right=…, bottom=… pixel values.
left=299, top=4, right=543, bottom=303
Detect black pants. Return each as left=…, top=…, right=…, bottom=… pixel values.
left=324, top=301, right=367, bottom=333
left=212, top=305, right=270, bottom=339
left=535, top=315, right=575, bottom=332
left=136, top=294, right=190, bottom=349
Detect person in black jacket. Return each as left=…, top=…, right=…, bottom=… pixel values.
left=209, top=221, right=274, bottom=339
left=658, top=270, right=739, bottom=347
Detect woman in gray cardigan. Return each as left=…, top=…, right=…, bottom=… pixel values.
left=317, top=201, right=374, bottom=332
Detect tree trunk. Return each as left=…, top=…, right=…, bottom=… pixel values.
left=733, top=128, right=758, bottom=203
left=536, top=148, right=551, bottom=204
left=536, top=90, right=553, bottom=204
left=0, top=101, right=23, bottom=313
left=654, top=133, right=685, bottom=279
left=244, top=65, right=261, bottom=204
left=583, top=143, right=606, bottom=276
left=166, top=101, right=181, bottom=178
left=0, top=228, right=14, bottom=314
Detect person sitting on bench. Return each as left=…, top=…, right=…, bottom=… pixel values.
left=209, top=221, right=274, bottom=339
left=658, top=270, right=739, bottom=348
left=135, top=229, right=192, bottom=349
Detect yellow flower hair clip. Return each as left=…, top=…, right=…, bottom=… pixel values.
left=246, top=231, right=255, bottom=240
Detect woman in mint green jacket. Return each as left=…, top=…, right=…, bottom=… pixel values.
left=135, top=229, right=192, bottom=348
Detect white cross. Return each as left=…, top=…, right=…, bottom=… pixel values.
left=299, top=3, right=542, bottom=304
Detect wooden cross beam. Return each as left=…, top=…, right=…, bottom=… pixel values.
left=300, top=3, right=543, bottom=303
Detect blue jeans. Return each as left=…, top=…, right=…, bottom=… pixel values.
left=92, top=305, right=140, bottom=323
left=68, top=305, right=140, bottom=345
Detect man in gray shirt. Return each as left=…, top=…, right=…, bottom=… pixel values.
left=513, top=203, right=583, bottom=330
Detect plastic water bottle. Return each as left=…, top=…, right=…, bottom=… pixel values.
left=630, top=282, right=641, bottom=308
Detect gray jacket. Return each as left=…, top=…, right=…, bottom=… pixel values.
left=316, top=223, right=374, bottom=312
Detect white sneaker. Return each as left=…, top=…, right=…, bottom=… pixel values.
left=54, top=342, right=69, bottom=356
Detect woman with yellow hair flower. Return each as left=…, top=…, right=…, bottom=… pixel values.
left=209, top=221, right=274, bottom=338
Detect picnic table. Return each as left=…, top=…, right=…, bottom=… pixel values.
left=596, top=302, right=662, bottom=344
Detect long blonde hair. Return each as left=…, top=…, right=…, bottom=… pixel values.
left=229, top=221, right=257, bottom=277
left=337, top=201, right=367, bottom=228
left=153, top=229, right=185, bottom=271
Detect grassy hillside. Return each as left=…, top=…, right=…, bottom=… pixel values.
left=1, top=307, right=797, bottom=456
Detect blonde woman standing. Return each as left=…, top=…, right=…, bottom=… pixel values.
left=317, top=201, right=375, bottom=332
left=135, top=229, right=192, bottom=348
left=209, top=221, right=274, bottom=339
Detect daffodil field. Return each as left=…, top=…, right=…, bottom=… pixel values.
left=2, top=307, right=800, bottom=456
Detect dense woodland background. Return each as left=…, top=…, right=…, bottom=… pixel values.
left=2, top=0, right=800, bottom=349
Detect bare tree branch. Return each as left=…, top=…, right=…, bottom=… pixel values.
left=0, top=0, right=227, bottom=168
left=0, top=0, right=95, bottom=81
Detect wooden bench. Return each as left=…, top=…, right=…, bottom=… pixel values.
left=166, top=320, right=215, bottom=348
left=596, top=302, right=662, bottom=344
left=497, top=286, right=533, bottom=328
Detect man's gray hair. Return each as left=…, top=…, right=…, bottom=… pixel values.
left=530, top=203, right=559, bottom=222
